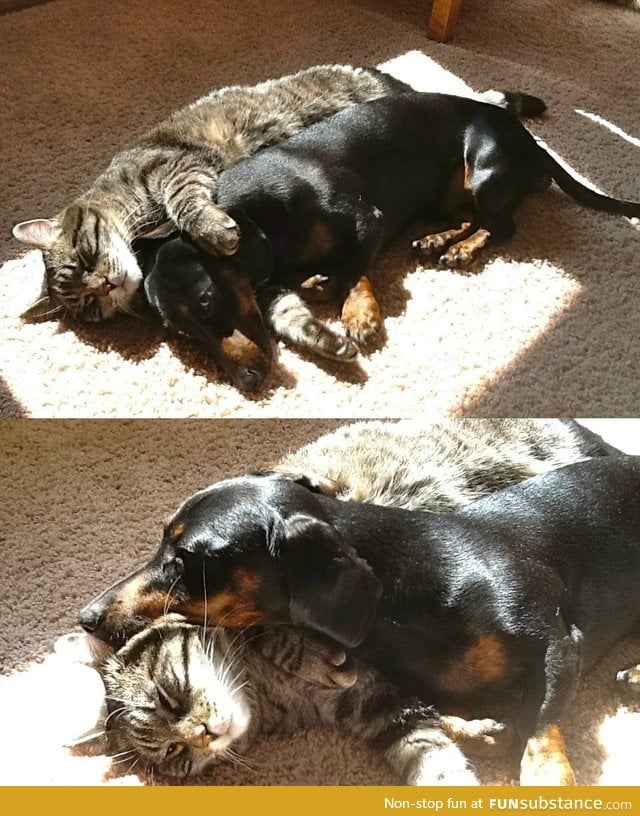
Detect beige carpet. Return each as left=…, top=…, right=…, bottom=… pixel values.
left=1, top=418, right=640, bottom=785
left=1, top=0, right=639, bottom=417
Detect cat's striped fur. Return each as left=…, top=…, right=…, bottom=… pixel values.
left=273, top=418, right=615, bottom=512
left=13, top=66, right=405, bottom=322
left=100, top=621, right=484, bottom=783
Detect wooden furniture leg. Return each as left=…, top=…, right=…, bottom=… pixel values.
left=428, top=0, right=462, bottom=42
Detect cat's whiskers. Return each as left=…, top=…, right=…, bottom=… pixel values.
left=104, top=705, right=129, bottom=727
left=28, top=296, right=64, bottom=318
left=201, top=603, right=251, bottom=668
left=217, top=620, right=266, bottom=687
left=224, top=747, right=257, bottom=773
left=201, top=560, right=208, bottom=651
left=106, top=694, right=147, bottom=708
left=109, top=748, right=136, bottom=762
left=162, top=575, right=181, bottom=620
left=124, top=755, right=141, bottom=776
left=227, top=678, right=250, bottom=699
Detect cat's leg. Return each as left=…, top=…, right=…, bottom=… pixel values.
left=354, top=700, right=479, bottom=785
left=144, top=151, right=240, bottom=256
left=381, top=713, right=480, bottom=785
left=265, top=288, right=359, bottom=362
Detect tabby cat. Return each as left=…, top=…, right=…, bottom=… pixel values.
left=77, top=622, right=498, bottom=783
left=273, top=418, right=617, bottom=512
left=12, top=65, right=405, bottom=322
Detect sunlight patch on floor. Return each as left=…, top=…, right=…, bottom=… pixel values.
left=597, top=707, right=640, bottom=785
left=379, top=49, right=479, bottom=97
left=576, top=109, right=640, bottom=150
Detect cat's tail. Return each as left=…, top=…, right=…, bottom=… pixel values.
left=480, top=89, right=548, bottom=119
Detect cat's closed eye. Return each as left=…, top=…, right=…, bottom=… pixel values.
left=165, top=742, right=184, bottom=759
left=157, top=684, right=182, bottom=714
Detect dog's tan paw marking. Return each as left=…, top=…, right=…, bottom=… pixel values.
left=341, top=275, right=382, bottom=344
left=412, top=232, right=450, bottom=255
left=520, top=725, right=576, bottom=786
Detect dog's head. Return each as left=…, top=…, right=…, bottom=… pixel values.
left=141, top=220, right=274, bottom=392
left=79, top=473, right=382, bottom=650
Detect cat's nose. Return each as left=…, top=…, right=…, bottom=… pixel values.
left=205, top=717, right=231, bottom=738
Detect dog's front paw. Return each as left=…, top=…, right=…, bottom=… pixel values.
left=341, top=275, right=382, bottom=344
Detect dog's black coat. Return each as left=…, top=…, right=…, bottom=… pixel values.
left=79, top=432, right=640, bottom=756
left=140, top=90, right=640, bottom=386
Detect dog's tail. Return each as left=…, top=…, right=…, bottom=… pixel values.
left=480, top=89, right=548, bottom=119
left=542, top=149, right=640, bottom=218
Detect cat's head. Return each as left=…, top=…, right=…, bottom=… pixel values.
left=12, top=203, right=142, bottom=322
left=58, top=623, right=252, bottom=778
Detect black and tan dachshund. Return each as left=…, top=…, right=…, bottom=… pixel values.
left=141, top=89, right=640, bottom=389
left=80, top=454, right=640, bottom=784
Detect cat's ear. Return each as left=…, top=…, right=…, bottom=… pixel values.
left=276, top=513, right=382, bottom=648
left=12, top=218, right=61, bottom=249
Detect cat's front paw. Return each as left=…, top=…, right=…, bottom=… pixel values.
left=193, top=208, right=240, bottom=256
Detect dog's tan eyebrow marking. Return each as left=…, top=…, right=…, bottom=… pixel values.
left=168, top=520, right=186, bottom=541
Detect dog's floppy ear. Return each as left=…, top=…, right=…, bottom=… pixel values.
left=229, top=209, right=274, bottom=288
left=276, top=513, right=381, bottom=648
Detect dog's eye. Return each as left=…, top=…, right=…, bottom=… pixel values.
left=199, top=293, right=210, bottom=308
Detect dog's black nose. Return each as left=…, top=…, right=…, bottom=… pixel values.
left=78, top=603, right=104, bottom=633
